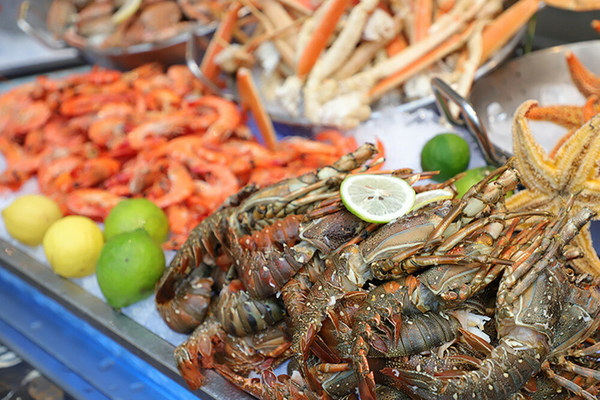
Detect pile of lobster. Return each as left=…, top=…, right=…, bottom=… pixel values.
left=155, top=143, right=600, bottom=399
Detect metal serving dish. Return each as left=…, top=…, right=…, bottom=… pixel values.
left=18, top=0, right=216, bottom=70
left=432, top=40, right=600, bottom=165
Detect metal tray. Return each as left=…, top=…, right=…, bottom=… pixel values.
left=432, top=39, right=600, bottom=165
left=17, top=0, right=216, bottom=70
left=0, top=237, right=252, bottom=400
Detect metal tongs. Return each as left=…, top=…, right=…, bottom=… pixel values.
left=186, top=30, right=231, bottom=98
left=431, top=77, right=512, bottom=167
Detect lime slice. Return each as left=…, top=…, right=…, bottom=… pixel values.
left=340, top=174, right=416, bottom=224
left=112, top=0, right=142, bottom=24
left=411, top=189, right=455, bottom=211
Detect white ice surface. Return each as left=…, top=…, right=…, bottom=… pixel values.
left=350, top=106, right=487, bottom=174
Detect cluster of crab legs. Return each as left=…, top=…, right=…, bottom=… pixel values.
left=199, top=0, right=600, bottom=128
left=155, top=140, right=600, bottom=399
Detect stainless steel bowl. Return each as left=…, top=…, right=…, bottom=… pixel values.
left=432, top=40, right=600, bottom=166
left=17, top=0, right=216, bottom=70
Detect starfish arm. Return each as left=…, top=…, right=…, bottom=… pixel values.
left=570, top=226, right=600, bottom=276
left=505, top=189, right=555, bottom=213
left=554, top=113, right=600, bottom=189
left=576, top=179, right=600, bottom=215
left=512, top=101, right=560, bottom=194
left=526, top=104, right=584, bottom=130
left=565, top=51, right=600, bottom=98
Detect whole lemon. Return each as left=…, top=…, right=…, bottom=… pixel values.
left=2, top=195, right=63, bottom=246
left=104, top=198, right=169, bottom=244
left=96, top=228, right=166, bottom=309
left=421, top=133, right=471, bottom=182
left=43, top=216, right=104, bottom=278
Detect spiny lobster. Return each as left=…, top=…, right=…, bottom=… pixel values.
left=155, top=143, right=382, bottom=333
left=385, top=203, right=600, bottom=400
left=291, top=163, right=551, bottom=393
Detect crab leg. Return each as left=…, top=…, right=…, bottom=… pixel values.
left=277, top=0, right=314, bottom=15
left=386, top=34, right=409, bottom=56
left=259, top=0, right=299, bottom=48
left=334, top=41, right=390, bottom=79
left=237, top=67, right=278, bottom=151
left=343, top=0, right=486, bottom=93
left=295, top=0, right=351, bottom=78
left=447, top=21, right=483, bottom=117
left=241, top=0, right=297, bottom=69
left=480, top=0, right=541, bottom=64
left=307, top=0, right=380, bottom=83
left=436, top=0, right=457, bottom=14
left=201, top=1, right=243, bottom=83
left=412, top=0, right=434, bottom=42
left=368, top=21, right=476, bottom=100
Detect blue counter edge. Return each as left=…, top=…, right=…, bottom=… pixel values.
left=0, top=266, right=202, bottom=400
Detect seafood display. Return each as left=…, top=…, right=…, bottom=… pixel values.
left=0, top=64, right=359, bottom=249
left=200, top=0, right=540, bottom=128
left=45, top=0, right=227, bottom=49
left=3, top=2, right=600, bottom=400
left=156, top=122, right=600, bottom=398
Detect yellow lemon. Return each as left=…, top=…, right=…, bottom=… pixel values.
left=43, top=216, right=104, bottom=278
left=2, top=195, right=63, bottom=246
left=96, top=229, right=166, bottom=309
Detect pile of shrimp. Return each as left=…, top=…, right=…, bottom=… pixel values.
left=0, top=63, right=359, bottom=249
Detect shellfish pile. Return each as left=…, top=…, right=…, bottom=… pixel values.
left=156, top=142, right=600, bottom=399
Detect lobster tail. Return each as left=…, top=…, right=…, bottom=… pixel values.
left=156, top=208, right=236, bottom=332
left=386, top=337, right=547, bottom=400
left=156, top=267, right=214, bottom=333
left=215, top=280, right=286, bottom=337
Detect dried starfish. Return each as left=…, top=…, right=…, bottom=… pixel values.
left=525, top=94, right=600, bottom=158
left=506, top=100, right=600, bottom=275
left=565, top=50, right=600, bottom=98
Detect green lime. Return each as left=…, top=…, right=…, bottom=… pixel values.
left=43, top=216, right=104, bottom=278
left=3, top=194, right=63, bottom=246
left=340, top=174, right=416, bottom=224
left=421, top=133, right=471, bottom=182
left=104, top=198, right=169, bottom=244
left=96, top=228, right=166, bottom=309
left=454, top=166, right=496, bottom=198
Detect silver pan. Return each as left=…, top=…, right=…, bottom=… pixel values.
left=432, top=39, right=600, bottom=166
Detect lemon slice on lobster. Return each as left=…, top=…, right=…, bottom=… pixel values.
left=340, top=174, right=415, bottom=224
left=411, top=188, right=455, bottom=211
